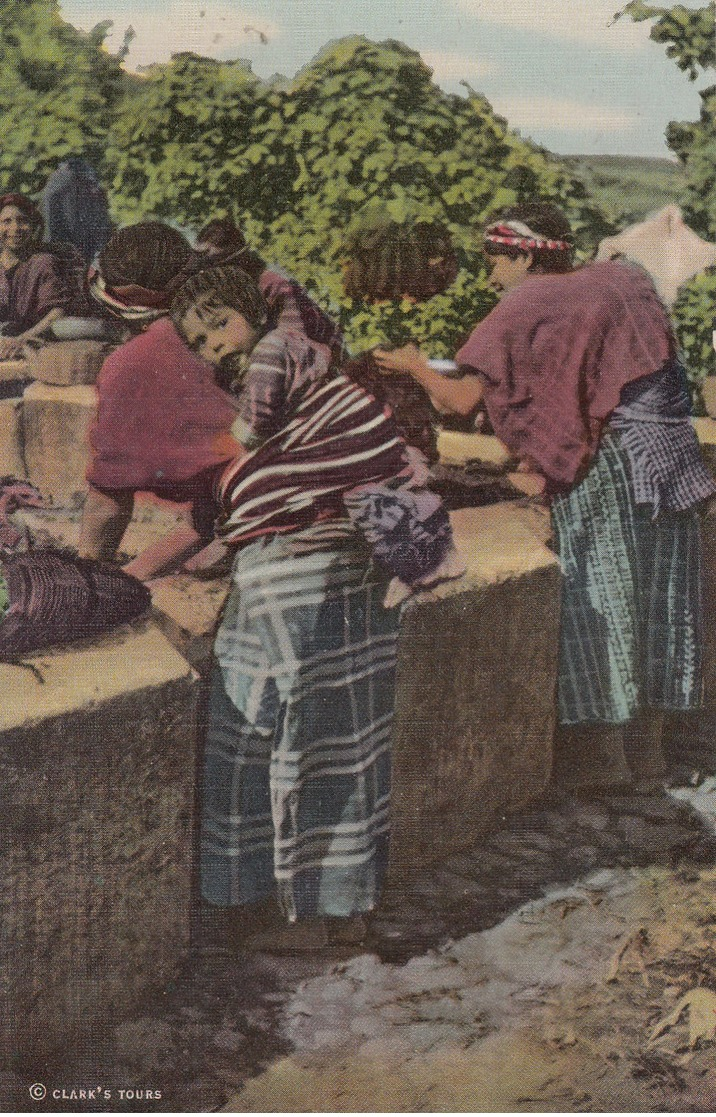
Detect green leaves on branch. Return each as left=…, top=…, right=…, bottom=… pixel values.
left=615, top=2, right=715, bottom=78
left=673, top=270, right=716, bottom=413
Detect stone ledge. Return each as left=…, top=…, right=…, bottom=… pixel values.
left=150, top=573, right=230, bottom=673
left=2, top=619, right=200, bottom=1056
left=22, top=382, right=96, bottom=507
left=22, top=340, right=109, bottom=387
left=437, top=429, right=513, bottom=470
left=388, top=503, right=561, bottom=881
left=0, top=359, right=28, bottom=384
left=0, top=397, right=25, bottom=478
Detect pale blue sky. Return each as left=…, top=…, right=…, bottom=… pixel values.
left=60, top=0, right=713, bottom=157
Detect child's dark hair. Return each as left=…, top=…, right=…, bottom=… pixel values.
left=342, top=218, right=458, bottom=301
left=482, top=202, right=573, bottom=274
left=195, top=217, right=247, bottom=254
left=192, top=217, right=265, bottom=283
left=170, top=264, right=268, bottom=333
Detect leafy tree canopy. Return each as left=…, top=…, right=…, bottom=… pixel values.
left=110, top=36, right=609, bottom=353
left=617, top=3, right=715, bottom=237
left=0, top=0, right=128, bottom=194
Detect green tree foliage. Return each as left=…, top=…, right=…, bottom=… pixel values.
left=617, top=3, right=716, bottom=399
left=106, top=52, right=296, bottom=228
left=673, top=270, right=716, bottom=413
left=616, top=2, right=715, bottom=236
left=258, top=38, right=611, bottom=354
left=0, top=0, right=127, bottom=194
left=108, top=36, right=609, bottom=355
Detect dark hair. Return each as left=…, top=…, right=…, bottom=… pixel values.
left=0, top=193, right=43, bottom=240
left=342, top=219, right=458, bottom=301
left=483, top=202, right=573, bottom=274
left=170, top=264, right=268, bottom=333
left=98, top=221, right=192, bottom=292
left=195, top=218, right=247, bottom=254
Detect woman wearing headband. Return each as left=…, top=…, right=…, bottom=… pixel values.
left=78, top=222, right=240, bottom=576
left=376, top=201, right=716, bottom=790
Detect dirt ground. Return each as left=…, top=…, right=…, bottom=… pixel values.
left=230, top=853, right=716, bottom=1113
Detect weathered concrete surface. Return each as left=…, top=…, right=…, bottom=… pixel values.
left=22, top=383, right=96, bottom=506
left=694, top=415, right=716, bottom=476
left=150, top=573, right=230, bottom=673
left=1, top=619, right=200, bottom=1057
left=701, top=378, right=716, bottom=421
left=0, top=359, right=28, bottom=385
left=22, top=340, right=110, bottom=386
left=0, top=397, right=25, bottom=478
left=436, top=429, right=513, bottom=470
left=388, top=504, right=561, bottom=883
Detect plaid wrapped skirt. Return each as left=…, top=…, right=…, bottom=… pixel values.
left=552, top=431, right=704, bottom=726
left=202, top=523, right=399, bottom=920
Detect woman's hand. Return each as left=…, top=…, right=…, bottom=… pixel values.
left=374, top=343, right=429, bottom=377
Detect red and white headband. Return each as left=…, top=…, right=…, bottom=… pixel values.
left=484, top=220, right=572, bottom=252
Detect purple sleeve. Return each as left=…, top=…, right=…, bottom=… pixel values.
left=233, top=333, right=290, bottom=448
left=22, top=253, right=71, bottom=324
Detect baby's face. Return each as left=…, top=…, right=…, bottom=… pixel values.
left=180, top=301, right=258, bottom=366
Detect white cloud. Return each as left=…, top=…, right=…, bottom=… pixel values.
left=491, top=94, right=639, bottom=132
left=420, top=49, right=497, bottom=84
left=451, top=0, right=651, bottom=52
left=61, top=1, right=280, bottom=68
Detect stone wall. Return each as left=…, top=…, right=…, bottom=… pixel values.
left=1, top=620, right=200, bottom=1057
left=387, top=505, right=561, bottom=882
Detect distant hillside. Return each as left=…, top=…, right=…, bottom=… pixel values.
left=562, top=155, right=688, bottom=229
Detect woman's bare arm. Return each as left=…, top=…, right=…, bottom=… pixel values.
left=374, top=343, right=484, bottom=417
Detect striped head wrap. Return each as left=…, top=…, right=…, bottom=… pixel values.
left=484, top=220, right=572, bottom=253
left=88, top=270, right=169, bottom=325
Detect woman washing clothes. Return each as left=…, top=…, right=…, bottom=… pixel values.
left=375, top=201, right=716, bottom=791
left=340, top=215, right=459, bottom=466
left=77, top=221, right=241, bottom=578
left=170, top=264, right=461, bottom=952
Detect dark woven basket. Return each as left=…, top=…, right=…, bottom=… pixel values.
left=0, top=551, right=151, bottom=656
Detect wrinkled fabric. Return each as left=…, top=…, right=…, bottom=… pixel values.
left=456, top=260, right=675, bottom=493
left=552, top=431, right=703, bottom=725
left=0, top=550, right=150, bottom=655
left=203, top=524, right=398, bottom=918
left=610, top=359, right=716, bottom=515
left=343, top=349, right=439, bottom=464
left=87, top=316, right=238, bottom=491
left=0, top=252, right=71, bottom=335
left=219, top=371, right=456, bottom=586
left=230, top=327, right=334, bottom=450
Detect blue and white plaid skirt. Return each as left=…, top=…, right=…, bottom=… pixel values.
left=201, top=522, right=399, bottom=920
left=552, top=430, right=705, bottom=726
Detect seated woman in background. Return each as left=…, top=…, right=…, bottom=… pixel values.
left=376, top=200, right=716, bottom=791
left=0, top=193, right=71, bottom=359
left=341, top=216, right=459, bottom=466
left=77, top=222, right=241, bottom=580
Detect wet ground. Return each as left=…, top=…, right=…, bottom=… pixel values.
left=4, top=724, right=716, bottom=1113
